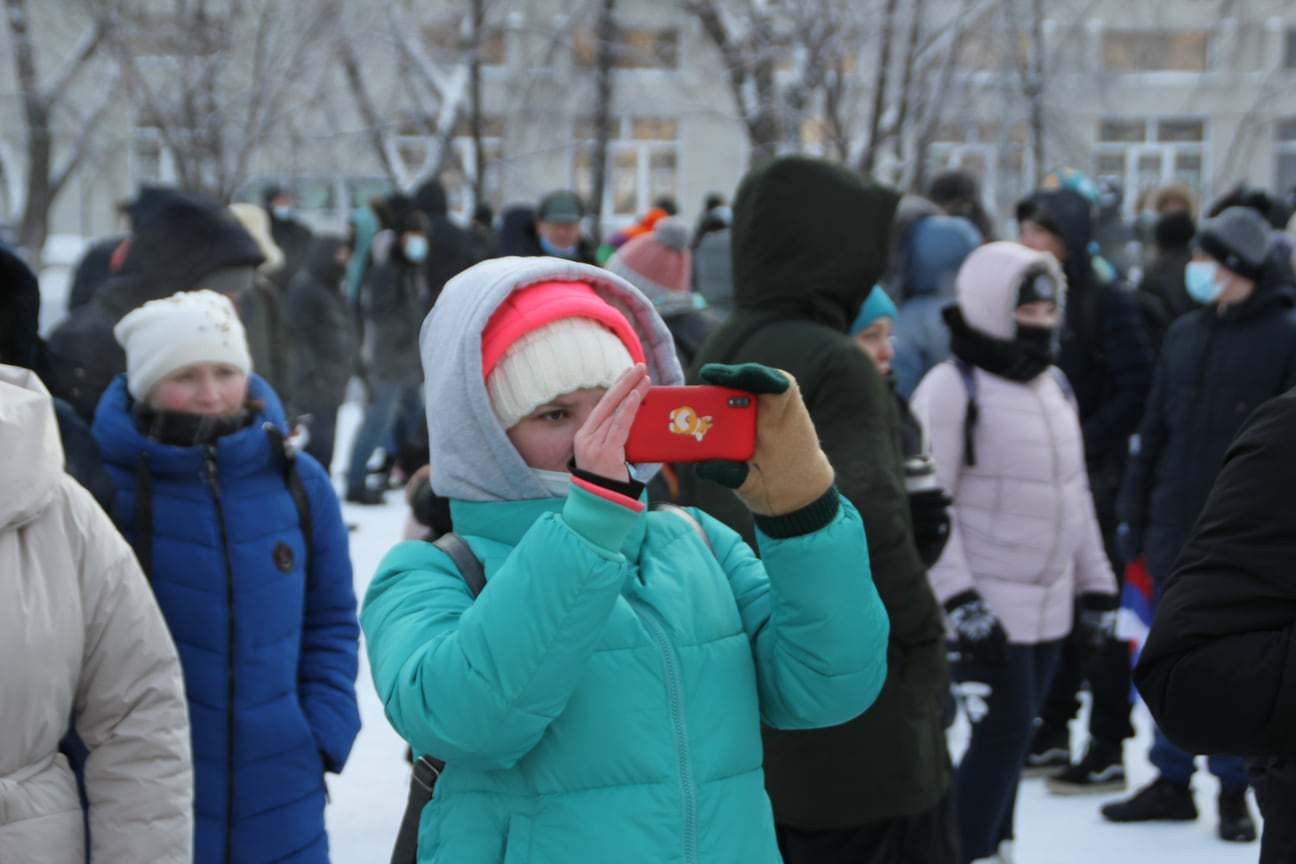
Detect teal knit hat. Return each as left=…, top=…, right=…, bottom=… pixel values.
left=849, top=286, right=898, bottom=336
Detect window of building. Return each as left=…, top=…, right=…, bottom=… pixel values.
left=1276, top=119, right=1296, bottom=197
left=1286, top=28, right=1296, bottom=70
left=1101, top=30, right=1210, bottom=72
left=924, top=120, right=1029, bottom=234
left=572, top=28, right=681, bottom=70
left=130, top=128, right=177, bottom=187
left=571, top=116, right=680, bottom=224
left=422, top=22, right=505, bottom=65
left=957, top=29, right=1031, bottom=74
left=1096, top=118, right=1206, bottom=217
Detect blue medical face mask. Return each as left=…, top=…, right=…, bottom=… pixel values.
left=1185, top=260, right=1224, bottom=305
left=272, top=205, right=293, bottom=221
left=403, top=236, right=429, bottom=264
left=539, top=236, right=577, bottom=258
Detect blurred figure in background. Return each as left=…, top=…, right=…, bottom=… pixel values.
left=927, top=169, right=998, bottom=242
left=229, top=202, right=295, bottom=416
left=263, top=185, right=314, bottom=291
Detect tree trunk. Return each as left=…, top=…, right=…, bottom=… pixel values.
left=588, top=0, right=616, bottom=243
left=861, top=0, right=899, bottom=174
left=469, top=0, right=486, bottom=208
left=891, top=0, right=925, bottom=169
left=6, top=0, right=49, bottom=266
left=334, top=32, right=401, bottom=185
left=747, top=16, right=780, bottom=166
left=1027, top=0, right=1046, bottom=182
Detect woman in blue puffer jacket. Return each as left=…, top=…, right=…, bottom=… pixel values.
left=362, top=257, right=890, bottom=863
left=92, top=290, right=361, bottom=864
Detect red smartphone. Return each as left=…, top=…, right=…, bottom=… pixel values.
left=624, top=386, right=757, bottom=463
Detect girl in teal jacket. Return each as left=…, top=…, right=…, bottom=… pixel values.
left=362, top=256, right=889, bottom=863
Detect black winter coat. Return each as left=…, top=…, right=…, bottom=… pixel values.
left=413, top=180, right=479, bottom=308
left=677, top=156, right=951, bottom=828
left=286, top=238, right=356, bottom=410
left=1138, top=211, right=1197, bottom=325
left=362, top=237, right=424, bottom=384
left=659, top=305, right=722, bottom=372
left=1134, top=388, right=1296, bottom=863
left=267, top=213, right=314, bottom=291
left=1118, top=252, right=1296, bottom=579
left=67, top=236, right=126, bottom=310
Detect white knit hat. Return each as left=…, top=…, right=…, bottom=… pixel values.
left=486, top=317, right=635, bottom=430
left=114, top=290, right=253, bottom=401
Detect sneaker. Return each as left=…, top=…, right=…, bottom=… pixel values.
left=1045, top=738, right=1127, bottom=795
left=1217, top=786, right=1257, bottom=843
left=345, top=486, right=386, bottom=505
left=1022, top=723, right=1070, bottom=778
left=1101, top=777, right=1198, bottom=823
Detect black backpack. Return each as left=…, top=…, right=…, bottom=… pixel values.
left=389, top=504, right=711, bottom=864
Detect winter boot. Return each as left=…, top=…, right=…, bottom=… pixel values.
left=1045, top=737, right=1127, bottom=795
left=1101, top=777, right=1198, bottom=823
left=345, top=485, right=386, bottom=505
left=1022, top=723, right=1070, bottom=778
left=1217, top=786, right=1257, bottom=843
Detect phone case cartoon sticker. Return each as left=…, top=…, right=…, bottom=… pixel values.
left=670, top=406, right=713, bottom=442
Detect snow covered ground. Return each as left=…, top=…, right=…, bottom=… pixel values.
left=321, top=402, right=1262, bottom=863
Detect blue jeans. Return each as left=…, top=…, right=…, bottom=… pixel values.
left=1150, top=725, right=1249, bottom=789
left=346, top=380, right=424, bottom=491
left=954, top=640, right=1063, bottom=863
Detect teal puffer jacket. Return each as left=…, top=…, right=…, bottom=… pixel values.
left=362, top=483, right=888, bottom=864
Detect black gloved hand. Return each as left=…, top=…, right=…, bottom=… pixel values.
left=944, top=589, right=1009, bottom=668
left=909, top=488, right=952, bottom=567
left=1076, top=592, right=1119, bottom=651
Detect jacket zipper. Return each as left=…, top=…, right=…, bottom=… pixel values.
left=628, top=599, right=697, bottom=864
left=205, top=446, right=237, bottom=864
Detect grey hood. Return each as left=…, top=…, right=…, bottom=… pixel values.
left=420, top=256, right=685, bottom=503
left=0, top=365, right=63, bottom=531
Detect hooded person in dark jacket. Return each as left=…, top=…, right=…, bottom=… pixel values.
left=678, top=156, right=956, bottom=864
left=263, top=185, right=314, bottom=291
left=412, top=178, right=478, bottom=309
left=286, top=236, right=355, bottom=471
left=1108, top=206, right=1296, bottom=840
left=496, top=205, right=537, bottom=257
left=1015, top=183, right=1155, bottom=792
left=1138, top=209, right=1197, bottom=327
left=1133, top=385, right=1296, bottom=864
left=46, top=193, right=266, bottom=423
left=1, top=242, right=118, bottom=516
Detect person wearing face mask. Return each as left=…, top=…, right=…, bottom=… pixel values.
left=911, top=242, right=1118, bottom=864
left=1106, top=205, right=1296, bottom=840
left=515, top=191, right=599, bottom=264
left=361, top=257, right=889, bottom=864
left=89, top=290, right=361, bottom=864
left=262, top=186, right=315, bottom=292
left=346, top=207, right=432, bottom=504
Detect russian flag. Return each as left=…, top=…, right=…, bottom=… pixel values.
left=1116, top=557, right=1157, bottom=675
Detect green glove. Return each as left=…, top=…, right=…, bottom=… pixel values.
left=695, top=363, right=835, bottom=517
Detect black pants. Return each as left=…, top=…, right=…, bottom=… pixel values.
left=775, top=787, right=959, bottom=864
left=300, top=401, right=340, bottom=475
left=1039, top=482, right=1135, bottom=745
left=954, top=640, right=1062, bottom=863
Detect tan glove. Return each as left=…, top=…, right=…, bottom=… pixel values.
left=696, top=363, right=835, bottom=517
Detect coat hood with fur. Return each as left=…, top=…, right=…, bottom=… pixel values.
left=420, top=256, right=684, bottom=503
left=955, top=241, right=1067, bottom=342
left=0, top=366, right=62, bottom=531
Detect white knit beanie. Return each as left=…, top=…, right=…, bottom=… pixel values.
left=114, top=290, right=253, bottom=401
left=486, top=317, right=635, bottom=430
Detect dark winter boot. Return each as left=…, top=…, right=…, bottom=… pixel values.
left=1022, top=723, right=1070, bottom=778
left=1045, top=738, right=1127, bottom=795
left=1217, top=786, right=1257, bottom=843
left=1101, top=777, right=1198, bottom=823
left=345, top=485, right=386, bottom=505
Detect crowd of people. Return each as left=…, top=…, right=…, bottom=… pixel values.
left=3, top=154, right=1296, bottom=864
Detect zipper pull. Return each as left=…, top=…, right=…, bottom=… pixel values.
left=204, top=445, right=219, bottom=486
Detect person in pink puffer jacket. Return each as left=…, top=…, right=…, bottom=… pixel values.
left=911, top=241, right=1118, bottom=864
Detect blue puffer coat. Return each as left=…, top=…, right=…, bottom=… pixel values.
left=92, top=374, right=361, bottom=864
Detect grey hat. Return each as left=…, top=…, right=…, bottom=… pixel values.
left=1196, top=206, right=1272, bottom=281
left=537, top=190, right=584, bottom=224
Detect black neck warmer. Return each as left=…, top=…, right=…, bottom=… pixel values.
left=134, top=403, right=253, bottom=447
left=943, top=305, right=1052, bottom=382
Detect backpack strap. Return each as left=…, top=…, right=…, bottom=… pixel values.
left=952, top=358, right=979, bottom=468
left=264, top=423, right=313, bottom=573
left=650, top=502, right=714, bottom=552
left=391, top=531, right=486, bottom=864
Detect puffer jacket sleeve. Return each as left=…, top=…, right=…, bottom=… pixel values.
left=361, top=483, right=638, bottom=771
left=698, top=498, right=889, bottom=730
left=296, top=456, right=361, bottom=773
left=69, top=479, right=193, bottom=864
left=1134, top=391, right=1296, bottom=756
left=910, top=363, right=974, bottom=604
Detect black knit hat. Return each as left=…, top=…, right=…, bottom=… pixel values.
left=1195, top=206, right=1271, bottom=282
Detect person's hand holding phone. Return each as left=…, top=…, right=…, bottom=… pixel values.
left=573, top=363, right=652, bottom=483
left=695, top=363, right=835, bottom=517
